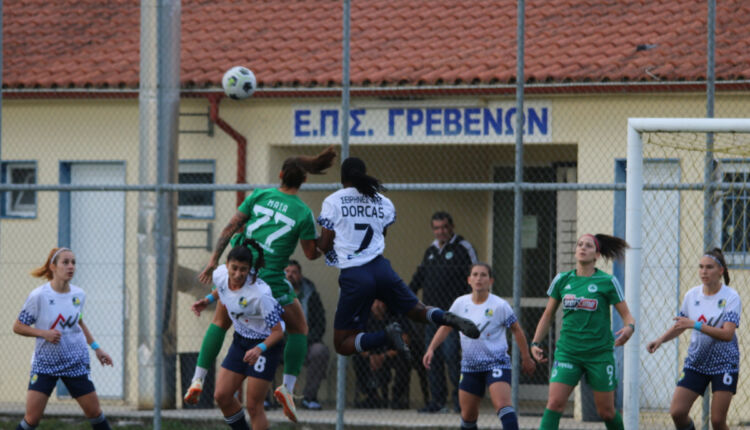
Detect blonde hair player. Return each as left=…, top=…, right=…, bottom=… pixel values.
left=531, top=234, right=635, bottom=430
left=13, top=247, right=114, bottom=430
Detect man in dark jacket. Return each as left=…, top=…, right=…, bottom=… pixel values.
left=410, top=212, right=477, bottom=413
left=285, top=260, right=330, bottom=410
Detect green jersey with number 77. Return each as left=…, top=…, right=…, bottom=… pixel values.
left=231, top=188, right=317, bottom=273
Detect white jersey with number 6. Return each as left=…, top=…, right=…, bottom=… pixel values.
left=317, top=187, right=396, bottom=269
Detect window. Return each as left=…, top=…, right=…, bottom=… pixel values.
left=2, top=162, right=37, bottom=217
left=178, top=161, right=214, bottom=218
left=719, top=161, right=750, bottom=265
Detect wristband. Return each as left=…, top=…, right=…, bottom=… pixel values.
left=628, top=323, right=635, bottom=332
left=90, top=341, right=100, bottom=351
left=694, top=321, right=703, bottom=331
left=205, top=294, right=215, bottom=304
left=531, top=342, right=544, bottom=349
left=257, top=342, right=267, bottom=352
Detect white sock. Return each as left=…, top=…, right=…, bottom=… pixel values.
left=192, top=366, right=208, bottom=382
left=283, top=374, right=297, bottom=392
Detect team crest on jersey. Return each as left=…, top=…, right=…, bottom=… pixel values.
left=587, top=284, right=598, bottom=293
left=30, top=374, right=38, bottom=384
left=718, top=299, right=726, bottom=309
left=485, top=308, right=494, bottom=318
left=562, top=294, right=598, bottom=311
left=239, top=297, right=248, bottom=308
left=445, top=251, right=454, bottom=260
left=72, top=297, right=81, bottom=306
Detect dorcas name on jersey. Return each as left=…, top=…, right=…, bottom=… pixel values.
left=317, top=188, right=396, bottom=269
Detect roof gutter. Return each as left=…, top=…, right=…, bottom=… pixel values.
left=207, top=94, right=246, bottom=207
left=3, top=80, right=750, bottom=99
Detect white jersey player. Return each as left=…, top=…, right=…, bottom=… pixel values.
left=13, top=247, right=113, bottom=430
left=423, top=263, right=535, bottom=430
left=191, top=239, right=285, bottom=430
left=316, top=157, right=480, bottom=361
left=647, top=249, right=741, bottom=430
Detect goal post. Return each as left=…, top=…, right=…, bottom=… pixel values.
left=624, top=118, right=750, bottom=430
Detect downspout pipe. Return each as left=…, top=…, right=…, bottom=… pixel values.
left=208, top=94, right=247, bottom=207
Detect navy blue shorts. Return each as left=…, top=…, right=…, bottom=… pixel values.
left=221, top=332, right=283, bottom=381
left=28, top=373, right=95, bottom=398
left=459, top=367, right=512, bottom=398
left=334, top=255, right=420, bottom=331
left=677, top=368, right=738, bottom=395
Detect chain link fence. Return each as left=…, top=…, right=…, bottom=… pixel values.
left=2, top=1, right=750, bottom=430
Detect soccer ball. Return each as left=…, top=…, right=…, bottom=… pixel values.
left=221, top=66, right=257, bottom=100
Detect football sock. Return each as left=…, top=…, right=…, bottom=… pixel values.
left=16, top=419, right=36, bottom=430
left=283, top=333, right=307, bottom=377
left=426, top=308, right=446, bottom=325
left=355, top=331, right=387, bottom=352
left=89, top=413, right=112, bottom=430
left=539, top=408, right=562, bottom=429
left=604, top=411, right=623, bottom=430
left=224, top=409, right=250, bottom=430
left=498, top=406, right=519, bottom=430
left=460, top=417, right=478, bottom=429
left=283, top=374, right=298, bottom=393
left=196, top=323, right=228, bottom=370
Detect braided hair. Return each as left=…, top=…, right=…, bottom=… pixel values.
left=341, top=157, right=384, bottom=198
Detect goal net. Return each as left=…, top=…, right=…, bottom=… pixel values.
left=624, top=118, right=750, bottom=429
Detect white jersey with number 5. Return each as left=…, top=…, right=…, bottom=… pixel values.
left=317, top=188, right=396, bottom=269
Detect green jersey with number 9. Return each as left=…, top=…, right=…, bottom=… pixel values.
left=231, top=188, right=317, bottom=273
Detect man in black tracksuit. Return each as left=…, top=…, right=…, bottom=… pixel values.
left=410, top=211, right=477, bottom=413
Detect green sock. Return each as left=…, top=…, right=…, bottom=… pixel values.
left=283, top=333, right=308, bottom=376
left=539, top=408, right=562, bottom=430
left=604, top=411, right=624, bottom=430
left=197, top=323, right=228, bottom=369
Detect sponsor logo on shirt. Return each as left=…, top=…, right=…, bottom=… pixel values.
left=51, top=314, right=78, bottom=329
left=562, top=294, right=598, bottom=311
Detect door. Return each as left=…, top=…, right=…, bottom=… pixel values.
left=63, top=162, right=126, bottom=398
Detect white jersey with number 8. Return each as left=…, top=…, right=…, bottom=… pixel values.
left=317, top=188, right=396, bottom=269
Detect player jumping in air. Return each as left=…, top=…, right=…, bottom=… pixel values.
left=531, top=234, right=636, bottom=430
left=316, top=157, right=481, bottom=360
left=647, top=248, right=740, bottom=430
left=184, top=146, right=336, bottom=424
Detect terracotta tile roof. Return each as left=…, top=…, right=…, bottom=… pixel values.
left=3, top=0, right=749, bottom=90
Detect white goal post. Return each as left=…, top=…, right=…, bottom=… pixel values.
left=624, top=118, right=750, bottom=429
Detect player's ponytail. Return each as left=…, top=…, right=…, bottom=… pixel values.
left=281, top=146, right=337, bottom=189
left=30, top=247, right=71, bottom=280
left=584, top=234, right=629, bottom=261
left=341, top=157, right=384, bottom=198
left=243, top=238, right=266, bottom=277
left=705, top=247, right=730, bottom=285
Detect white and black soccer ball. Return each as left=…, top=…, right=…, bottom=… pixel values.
left=221, top=66, right=257, bottom=100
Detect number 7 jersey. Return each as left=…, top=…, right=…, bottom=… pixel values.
left=317, top=187, right=396, bottom=269
left=234, top=188, right=317, bottom=272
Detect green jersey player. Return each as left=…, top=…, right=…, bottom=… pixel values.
left=184, top=147, right=335, bottom=424
left=531, top=234, right=636, bottom=430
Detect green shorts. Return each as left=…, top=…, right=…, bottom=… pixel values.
left=259, top=269, right=297, bottom=306
left=549, top=350, right=617, bottom=392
